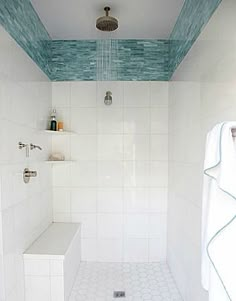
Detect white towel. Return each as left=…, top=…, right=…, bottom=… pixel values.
left=202, top=122, right=236, bottom=301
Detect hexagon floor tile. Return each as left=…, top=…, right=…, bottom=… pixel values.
left=69, top=262, right=182, bottom=301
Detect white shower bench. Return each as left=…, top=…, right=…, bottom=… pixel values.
left=23, top=222, right=81, bottom=301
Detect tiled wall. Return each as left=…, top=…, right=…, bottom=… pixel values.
left=0, top=26, right=52, bottom=301
left=168, top=0, right=236, bottom=300
left=52, top=81, right=168, bottom=262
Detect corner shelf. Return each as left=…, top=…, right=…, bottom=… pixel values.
left=44, top=130, right=76, bottom=135
left=45, top=160, right=75, bottom=165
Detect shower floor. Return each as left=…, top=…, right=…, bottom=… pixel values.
left=69, top=262, right=182, bottom=301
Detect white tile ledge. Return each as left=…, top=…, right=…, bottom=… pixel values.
left=24, top=222, right=81, bottom=260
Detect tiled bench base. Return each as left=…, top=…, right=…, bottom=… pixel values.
left=23, top=222, right=81, bottom=301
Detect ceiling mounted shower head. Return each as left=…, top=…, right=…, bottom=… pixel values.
left=96, top=7, right=118, bottom=32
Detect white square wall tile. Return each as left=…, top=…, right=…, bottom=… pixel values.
left=52, top=164, right=71, bottom=187
left=150, top=82, right=168, bottom=107
left=97, top=81, right=124, bottom=107
left=3, top=253, right=17, bottom=296
left=71, top=108, right=97, bottom=134
left=151, top=107, right=168, bottom=134
left=124, top=188, right=149, bottom=213
left=52, top=136, right=71, bottom=160
left=71, top=213, right=96, bottom=238
left=71, top=135, right=97, bottom=160
left=150, top=161, right=168, bottom=187
left=124, top=108, right=150, bottom=134
left=53, top=188, right=71, bottom=213
left=97, top=161, right=123, bottom=187
left=124, top=239, right=149, bottom=262
left=124, top=135, right=150, bottom=160
left=52, top=82, right=70, bottom=107
left=71, top=161, right=97, bottom=187
left=149, top=187, right=168, bottom=213
left=81, top=239, right=97, bottom=261
left=149, top=237, right=167, bottom=262
left=124, top=82, right=150, bottom=107
left=150, top=135, right=168, bottom=160
left=97, top=214, right=123, bottom=239
left=124, top=214, right=149, bottom=238
left=97, top=188, right=123, bottom=213
left=97, top=135, right=123, bottom=160
left=71, top=188, right=96, bottom=213
left=53, top=212, right=71, bottom=223
left=25, top=276, right=51, bottom=301
left=24, top=260, right=50, bottom=276
left=50, top=261, right=64, bottom=276
left=148, top=213, right=167, bottom=238
left=50, top=276, right=64, bottom=301
left=97, top=108, right=123, bottom=134
left=71, top=82, right=96, bottom=107
left=124, top=161, right=149, bottom=187
left=97, top=239, right=123, bottom=262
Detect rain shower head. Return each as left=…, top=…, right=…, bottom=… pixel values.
left=96, top=7, right=118, bottom=32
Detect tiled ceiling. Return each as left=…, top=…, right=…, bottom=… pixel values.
left=30, top=0, right=184, bottom=39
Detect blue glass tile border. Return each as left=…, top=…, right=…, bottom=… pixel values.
left=169, top=0, right=222, bottom=78
left=0, top=0, right=223, bottom=81
left=0, top=0, right=52, bottom=78
left=50, top=39, right=170, bottom=81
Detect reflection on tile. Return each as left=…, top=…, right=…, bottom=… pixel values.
left=124, top=135, right=149, bottom=160
left=124, top=108, right=150, bottom=134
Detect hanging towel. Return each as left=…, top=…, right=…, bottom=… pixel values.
left=202, top=122, right=236, bottom=301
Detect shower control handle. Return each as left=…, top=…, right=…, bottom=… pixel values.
left=23, top=168, right=37, bottom=184
left=18, top=142, right=29, bottom=157
left=30, top=143, right=42, bottom=151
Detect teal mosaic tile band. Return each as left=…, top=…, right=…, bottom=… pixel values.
left=50, top=40, right=169, bottom=81
left=0, top=0, right=52, bottom=78
left=0, top=0, right=223, bottom=81
left=169, top=0, right=222, bottom=77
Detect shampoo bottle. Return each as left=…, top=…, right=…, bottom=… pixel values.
left=50, top=109, right=57, bottom=131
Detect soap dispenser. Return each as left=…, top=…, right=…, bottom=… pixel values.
left=50, top=109, right=57, bottom=131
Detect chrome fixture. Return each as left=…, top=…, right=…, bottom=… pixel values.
left=96, top=7, right=118, bottom=32
left=23, top=168, right=37, bottom=184
left=104, top=91, right=112, bottom=105
left=18, top=142, right=29, bottom=157
left=30, top=143, right=42, bottom=151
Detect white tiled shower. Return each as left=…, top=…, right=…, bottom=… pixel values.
left=52, top=81, right=169, bottom=263
left=0, top=0, right=236, bottom=300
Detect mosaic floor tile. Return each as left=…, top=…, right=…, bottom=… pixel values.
left=69, top=262, right=182, bottom=301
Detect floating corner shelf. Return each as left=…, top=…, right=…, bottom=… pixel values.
left=44, top=130, right=76, bottom=135
left=45, top=160, right=75, bottom=165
